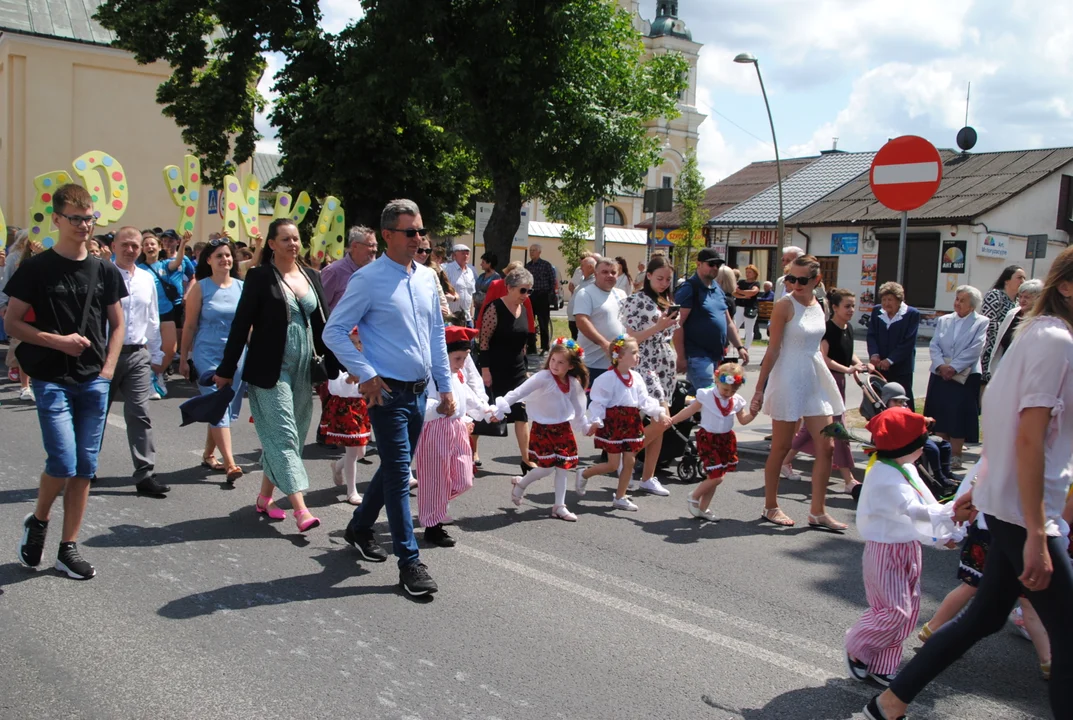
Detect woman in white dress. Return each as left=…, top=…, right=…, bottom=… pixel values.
left=750, top=255, right=846, bottom=530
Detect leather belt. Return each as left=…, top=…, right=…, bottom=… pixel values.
left=120, top=344, right=146, bottom=354
left=381, top=378, right=428, bottom=395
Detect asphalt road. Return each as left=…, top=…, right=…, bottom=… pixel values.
left=0, top=374, right=1051, bottom=720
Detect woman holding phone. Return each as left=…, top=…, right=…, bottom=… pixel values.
left=620, top=255, right=680, bottom=494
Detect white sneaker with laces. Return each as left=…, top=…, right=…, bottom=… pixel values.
left=779, top=465, right=801, bottom=481
left=612, top=496, right=639, bottom=511
left=639, top=478, right=670, bottom=496
left=19, top=387, right=34, bottom=402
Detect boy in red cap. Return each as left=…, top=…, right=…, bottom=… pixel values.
left=846, top=407, right=972, bottom=697
left=414, top=326, right=493, bottom=547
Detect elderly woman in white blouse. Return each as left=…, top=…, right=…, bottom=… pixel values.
left=922, top=285, right=988, bottom=469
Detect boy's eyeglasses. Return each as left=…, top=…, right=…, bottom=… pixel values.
left=57, top=212, right=97, bottom=228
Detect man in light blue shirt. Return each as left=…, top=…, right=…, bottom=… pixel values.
left=323, top=199, right=454, bottom=597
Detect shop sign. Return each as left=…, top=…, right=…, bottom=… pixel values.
left=941, top=239, right=967, bottom=274
left=741, top=229, right=781, bottom=246
left=977, top=233, right=1008, bottom=259
left=830, top=233, right=859, bottom=255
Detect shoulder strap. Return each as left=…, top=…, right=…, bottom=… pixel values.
left=78, top=257, right=102, bottom=336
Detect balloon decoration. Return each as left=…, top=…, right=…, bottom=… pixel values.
left=71, top=151, right=128, bottom=227
left=309, top=197, right=345, bottom=262
left=28, top=170, right=74, bottom=249
left=273, top=190, right=312, bottom=225
left=163, top=155, right=202, bottom=234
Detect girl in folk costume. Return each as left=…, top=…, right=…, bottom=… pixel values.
left=845, top=407, right=970, bottom=689
left=415, top=326, right=493, bottom=547
left=496, top=338, right=591, bottom=522
left=319, top=326, right=371, bottom=505
left=576, top=336, right=671, bottom=511
left=669, top=363, right=756, bottom=522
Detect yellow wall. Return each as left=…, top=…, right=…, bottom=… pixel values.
left=0, top=33, right=249, bottom=241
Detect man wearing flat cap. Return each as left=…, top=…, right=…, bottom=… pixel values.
left=444, top=244, right=476, bottom=327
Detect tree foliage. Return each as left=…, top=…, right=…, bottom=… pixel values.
left=548, top=199, right=592, bottom=277
left=674, top=149, right=707, bottom=277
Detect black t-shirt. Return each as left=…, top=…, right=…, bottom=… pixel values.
left=5, top=250, right=126, bottom=383
left=735, top=280, right=759, bottom=309
left=822, top=320, right=854, bottom=368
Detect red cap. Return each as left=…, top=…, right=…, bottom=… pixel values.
left=445, top=326, right=479, bottom=350
left=866, top=406, right=929, bottom=458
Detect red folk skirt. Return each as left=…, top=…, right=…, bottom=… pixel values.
left=594, top=406, right=645, bottom=453
left=696, top=429, right=738, bottom=479
left=318, top=395, right=372, bottom=447
left=528, top=421, right=579, bottom=469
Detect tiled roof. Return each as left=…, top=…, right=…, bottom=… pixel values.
left=529, top=221, right=647, bottom=246
left=0, top=0, right=114, bottom=45
left=787, top=147, right=1073, bottom=226
left=636, top=155, right=820, bottom=229
left=709, top=151, right=877, bottom=226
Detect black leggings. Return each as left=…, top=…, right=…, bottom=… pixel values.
left=889, top=515, right=1073, bottom=716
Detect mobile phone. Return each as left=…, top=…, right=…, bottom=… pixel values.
left=666, top=304, right=681, bottom=315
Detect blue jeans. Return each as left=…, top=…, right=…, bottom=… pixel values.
left=32, top=376, right=111, bottom=478
left=349, top=386, right=426, bottom=568
left=686, top=354, right=719, bottom=392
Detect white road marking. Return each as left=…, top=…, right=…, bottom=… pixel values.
left=107, top=413, right=126, bottom=430
left=872, top=161, right=939, bottom=185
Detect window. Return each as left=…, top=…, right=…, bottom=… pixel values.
left=603, top=206, right=624, bottom=226
left=662, top=175, right=674, bottom=189
left=876, top=232, right=940, bottom=308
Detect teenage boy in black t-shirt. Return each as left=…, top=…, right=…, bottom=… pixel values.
left=4, top=184, right=126, bottom=580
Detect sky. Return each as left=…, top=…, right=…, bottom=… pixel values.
left=255, top=0, right=1073, bottom=188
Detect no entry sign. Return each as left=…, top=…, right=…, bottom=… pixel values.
left=869, top=136, right=943, bottom=212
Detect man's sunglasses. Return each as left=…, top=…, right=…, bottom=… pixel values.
left=388, top=227, right=430, bottom=238
left=704, top=259, right=724, bottom=268
left=415, top=248, right=432, bottom=256
left=785, top=274, right=817, bottom=286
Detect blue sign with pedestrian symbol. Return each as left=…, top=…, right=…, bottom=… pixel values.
left=207, top=189, right=219, bottom=215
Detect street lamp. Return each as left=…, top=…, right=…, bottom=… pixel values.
left=734, top=52, right=784, bottom=244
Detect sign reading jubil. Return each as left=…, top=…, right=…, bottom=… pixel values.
left=310, top=197, right=345, bottom=262
left=72, top=151, right=128, bottom=226
left=869, top=136, right=943, bottom=212
left=163, top=155, right=202, bottom=233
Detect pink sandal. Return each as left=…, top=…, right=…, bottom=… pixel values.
left=294, top=509, right=321, bottom=532
left=255, top=494, right=286, bottom=520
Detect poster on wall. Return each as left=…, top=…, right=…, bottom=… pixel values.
left=859, top=288, right=875, bottom=311
left=945, top=274, right=959, bottom=292
left=941, top=239, right=967, bottom=273
left=859, top=252, right=877, bottom=311
left=831, top=233, right=859, bottom=255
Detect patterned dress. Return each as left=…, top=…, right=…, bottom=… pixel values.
left=247, top=288, right=316, bottom=496
left=620, top=292, right=676, bottom=401
left=980, top=288, right=1015, bottom=384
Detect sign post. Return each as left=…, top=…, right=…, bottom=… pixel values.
left=643, top=188, right=674, bottom=263
left=869, top=136, right=944, bottom=285
left=1026, top=234, right=1049, bottom=278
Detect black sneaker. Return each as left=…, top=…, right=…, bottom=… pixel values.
left=135, top=476, right=171, bottom=498
left=343, top=526, right=388, bottom=562
left=55, top=542, right=96, bottom=580
left=18, top=513, right=48, bottom=568
left=846, top=652, right=869, bottom=682
left=863, top=695, right=905, bottom=720
left=868, top=670, right=896, bottom=687
left=399, top=562, right=438, bottom=596
left=424, top=524, right=456, bottom=548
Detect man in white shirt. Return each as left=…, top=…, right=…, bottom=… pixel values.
left=774, top=245, right=805, bottom=301
left=567, top=256, right=597, bottom=339
left=106, top=227, right=168, bottom=497
left=444, top=244, right=477, bottom=326
left=574, top=257, right=626, bottom=385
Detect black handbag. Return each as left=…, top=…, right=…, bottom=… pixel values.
left=744, top=304, right=758, bottom=318
left=16, top=257, right=101, bottom=384
left=272, top=266, right=330, bottom=384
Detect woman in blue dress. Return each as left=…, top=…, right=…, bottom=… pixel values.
left=179, top=239, right=246, bottom=482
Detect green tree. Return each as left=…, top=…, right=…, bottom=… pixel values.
left=548, top=199, right=592, bottom=277
left=674, top=149, right=708, bottom=277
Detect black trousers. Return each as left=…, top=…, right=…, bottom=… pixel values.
left=569, top=320, right=579, bottom=340
left=889, top=515, right=1073, bottom=715
left=529, top=292, right=552, bottom=353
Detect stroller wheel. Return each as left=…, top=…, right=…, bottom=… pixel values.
left=677, top=457, right=698, bottom=481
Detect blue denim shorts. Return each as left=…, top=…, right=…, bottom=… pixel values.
left=32, top=376, right=111, bottom=479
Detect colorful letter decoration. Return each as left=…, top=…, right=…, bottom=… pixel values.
left=163, top=155, right=202, bottom=234
left=310, top=197, right=345, bottom=262
left=222, top=174, right=261, bottom=239
left=274, top=191, right=311, bottom=225
left=0, top=203, right=6, bottom=249
left=72, top=151, right=128, bottom=227
left=28, top=170, right=74, bottom=249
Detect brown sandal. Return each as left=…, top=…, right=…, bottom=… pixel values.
left=225, top=465, right=244, bottom=483
left=201, top=455, right=225, bottom=472
left=761, top=507, right=795, bottom=527
left=808, top=512, right=847, bottom=533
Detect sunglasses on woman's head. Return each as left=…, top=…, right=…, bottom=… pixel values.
left=208, top=237, right=229, bottom=247
left=785, top=274, right=815, bottom=286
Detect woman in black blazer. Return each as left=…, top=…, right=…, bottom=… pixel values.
left=216, top=218, right=340, bottom=533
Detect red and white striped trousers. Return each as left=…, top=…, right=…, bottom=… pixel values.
left=845, top=540, right=922, bottom=675
left=415, top=416, right=474, bottom=528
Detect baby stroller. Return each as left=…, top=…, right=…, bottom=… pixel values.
left=637, top=380, right=702, bottom=481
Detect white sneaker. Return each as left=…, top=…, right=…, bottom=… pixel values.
left=18, top=387, right=34, bottom=402
left=627, top=479, right=640, bottom=492
left=575, top=466, right=589, bottom=497
left=612, top=496, right=639, bottom=511
left=639, top=477, right=670, bottom=496
left=779, top=465, right=801, bottom=481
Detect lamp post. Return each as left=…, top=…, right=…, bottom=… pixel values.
left=734, top=52, right=784, bottom=244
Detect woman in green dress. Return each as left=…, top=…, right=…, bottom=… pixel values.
left=215, top=219, right=340, bottom=532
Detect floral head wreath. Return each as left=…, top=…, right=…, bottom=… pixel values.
left=553, top=337, right=584, bottom=358
left=609, top=334, right=628, bottom=366
left=717, top=372, right=746, bottom=386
